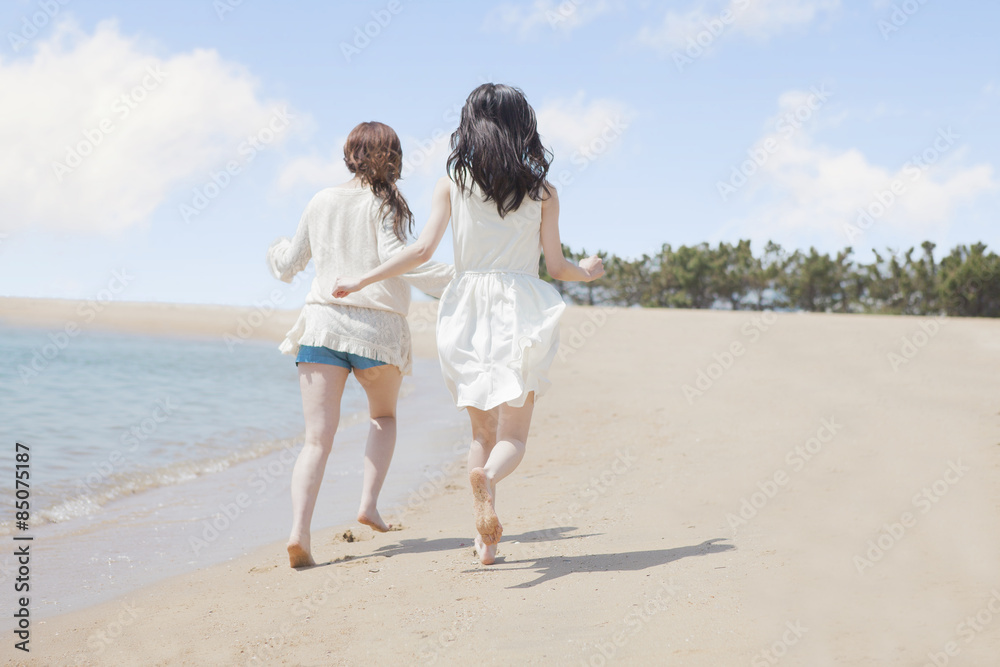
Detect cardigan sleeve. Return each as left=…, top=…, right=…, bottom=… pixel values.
left=267, top=201, right=313, bottom=283
left=376, top=217, right=455, bottom=298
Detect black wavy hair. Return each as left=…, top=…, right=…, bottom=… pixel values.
left=447, top=83, right=553, bottom=218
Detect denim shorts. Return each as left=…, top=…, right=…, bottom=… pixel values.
left=295, top=345, right=386, bottom=370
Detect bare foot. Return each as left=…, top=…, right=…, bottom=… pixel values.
left=474, top=534, right=497, bottom=565
left=470, top=467, right=502, bottom=545
left=287, top=542, right=315, bottom=568
left=357, top=507, right=391, bottom=533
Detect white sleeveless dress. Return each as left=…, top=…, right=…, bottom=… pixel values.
left=436, top=180, right=567, bottom=410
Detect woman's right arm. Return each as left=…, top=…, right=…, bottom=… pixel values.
left=540, top=185, right=605, bottom=282
left=333, top=176, right=452, bottom=298
left=376, top=210, right=455, bottom=298
left=267, top=199, right=313, bottom=283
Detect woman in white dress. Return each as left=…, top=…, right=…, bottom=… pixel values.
left=333, top=84, right=604, bottom=564
left=268, top=121, right=453, bottom=567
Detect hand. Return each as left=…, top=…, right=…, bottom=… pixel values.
left=332, top=276, right=364, bottom=298
left=579, top=255, right=605, bottom=282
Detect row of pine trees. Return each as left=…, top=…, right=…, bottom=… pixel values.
left=541, top=241, right=1000, bottom=317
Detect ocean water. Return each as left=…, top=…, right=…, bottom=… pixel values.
left=0, top=326, right=314, bottom=531
left=0, top=324, right=468, bottom=620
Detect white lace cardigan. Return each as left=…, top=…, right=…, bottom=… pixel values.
left=267, top=186, right=454, bottom=374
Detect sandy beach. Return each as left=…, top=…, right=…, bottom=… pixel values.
left=4, top=298, right=999, bottom=665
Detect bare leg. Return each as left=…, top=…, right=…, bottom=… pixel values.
left=466, top=407, right=500, bottom=563
left=353, top=364, right=403, bottom=532
left=467, top=406, right=499, bottom=472
left=467, top=394, right=535, bottom=560
left=484, top=394, right=534, bottom=486
left=288, top=363, right=350, bottom=568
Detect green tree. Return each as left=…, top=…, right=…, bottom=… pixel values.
left=938, top=243, right=1000, bottom=316
left=711, top=240, right=756, bottom=310
left=662, top=243, right=716, bottom=308
left=540, top=239, right=997, bottom=317
left=606, top=254, right=652, bottom=307
left=748, top=241, right=792, bottom=310
left=784, top=248, right=846, bottom=312
left=645, top=244, right=679, bottom=307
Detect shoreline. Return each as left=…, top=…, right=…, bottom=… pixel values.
left=0, top=298, right=463, bottom=623
left=4, top=299, right=999, bottom=665
left=2, top=357, right=466, bottom=625
left=0, top=296, right=303, bottom=345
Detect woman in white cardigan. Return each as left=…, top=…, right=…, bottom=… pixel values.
left=267, top=121, right=453, bottom=568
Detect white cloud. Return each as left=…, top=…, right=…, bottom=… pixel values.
left=0, top=19, right=297, bottom=235
left=638, top=0, right=840, bottom=55
left=536, top=93, right=633, bottom=162
left=486, top=0, right=618, bottom=40
left=721, top=91, right=998, bottom=248
left=277, top=142, right=351, bottom=193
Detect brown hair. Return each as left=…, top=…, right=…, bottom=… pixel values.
left=343, top=121, right=413, bottom=241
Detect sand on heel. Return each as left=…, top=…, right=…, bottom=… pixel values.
left=287, top=543, right=315, bottom=569
left=469, top=467, right=502, bottom=546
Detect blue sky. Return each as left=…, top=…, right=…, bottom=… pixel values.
left=0, top=0, right=997, bottom=306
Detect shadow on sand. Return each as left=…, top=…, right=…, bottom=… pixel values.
left=300, top=526, right=595, bottom=569
left=490, top=537, right=735, bottom=588
left=363, top=525, right=597, bottom=559
left=301, top=529, right=733, bottom=589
